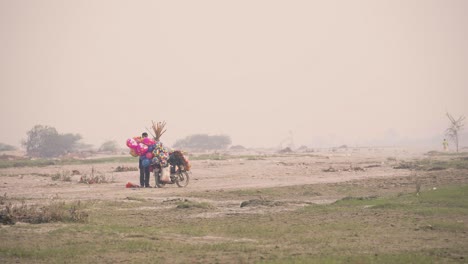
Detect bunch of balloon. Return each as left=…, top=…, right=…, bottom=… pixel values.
left=126, top=136, right=168, bottom=168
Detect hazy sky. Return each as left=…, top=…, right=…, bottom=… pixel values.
left=1, top=0, right=467, bottom=149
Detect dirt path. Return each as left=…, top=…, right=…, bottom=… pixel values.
left=0, top=150, right=421, bottom=203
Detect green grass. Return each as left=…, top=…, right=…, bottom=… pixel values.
left=1, top=183, right=467, bottom=263
left=333, top=185, right=468, bottom=212
left=261, top=253, right=439, bottom=264
left=1, top=201, right=89, bottom=225
left=394, top=157, right=468, bottom=171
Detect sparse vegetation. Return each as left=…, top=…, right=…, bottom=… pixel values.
left=394, top=157, right=468, bottom=171
left=240, top=198, right=284, bottom=208
left=78, top=167, right=114, bottom=184
left=51, top=170, right=72, bottom=181
left=114, top=165, right=138, bottom=172
left=176, top=200, right=214, bottom=209
left=125, top=196, right=147, bottom=202
left=1, top=152, right=468, bottom=263
left=1, top=200, right=88, bottom=225
left=3, top=181, right=465, bottom=262
left=79, top=174, right=113, bottom=184
left=425, top=150, right=468, bottom=157
left=0, top=156, right=136, bottom=169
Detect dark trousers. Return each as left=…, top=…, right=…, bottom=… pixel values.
left=140, top=166, right=150, bottom=187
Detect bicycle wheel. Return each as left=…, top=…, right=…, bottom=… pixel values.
left=175, top=171, right=190, bottom=187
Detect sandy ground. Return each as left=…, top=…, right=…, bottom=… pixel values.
left=0, top=148, right=424, bottom=203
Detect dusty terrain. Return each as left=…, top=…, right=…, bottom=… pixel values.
left=0, top=147, right=456, bottom=206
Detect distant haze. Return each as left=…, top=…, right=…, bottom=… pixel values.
left=1, top=0, right=467, bottom=149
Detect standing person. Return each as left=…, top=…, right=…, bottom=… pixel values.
left=443, top=138, right=449, bottom=152
left=139, top=132, right=152, bottom=188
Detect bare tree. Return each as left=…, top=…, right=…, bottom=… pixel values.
left=445, top=112, right=465, bottom=152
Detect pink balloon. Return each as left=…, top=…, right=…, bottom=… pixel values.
left=145, top=152, right=154, bottom=159
left=136, top=143, right=148, bottom=155
left=126, top=138, right=138, bottom=149
left=142, top=137, right=155, bottom=146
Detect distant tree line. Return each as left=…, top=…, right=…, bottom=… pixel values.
left=0, top=143, right=16, bottom=151
left=173, top=134, right=231, bottom=150
left=20, top=125, right=232, bottom=157
left=99, top=140, right=119, bottom=152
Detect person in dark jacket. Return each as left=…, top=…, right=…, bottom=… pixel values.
left=139, top=132, right=151, bottom=187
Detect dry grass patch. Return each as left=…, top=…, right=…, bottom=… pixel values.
left=176, top=200, right=214, bottom=209
left=1, top=200, right=88, bottom=225
left=78, top=167, right=114, bottom=184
